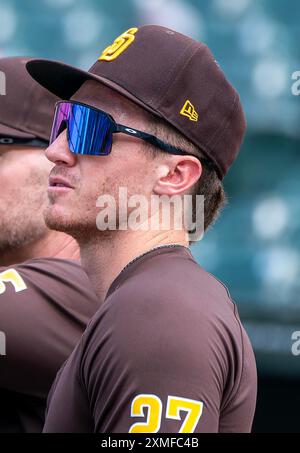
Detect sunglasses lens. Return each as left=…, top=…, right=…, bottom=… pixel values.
left=50, top=102, right=71, bottom=145
left=51, top=102, right=113, bottom=156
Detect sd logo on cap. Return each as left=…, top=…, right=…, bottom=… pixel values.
left=99, top=28, right=138, bottom=62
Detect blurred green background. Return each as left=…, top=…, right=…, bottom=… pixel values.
left=0, top=0, right=299, bottom=432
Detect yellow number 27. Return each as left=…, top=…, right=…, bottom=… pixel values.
left=129, top=394, right=203, bottom=433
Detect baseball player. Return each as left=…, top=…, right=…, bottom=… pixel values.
left=27, top=25, right=257, bottom=433
left=0, top=58, right=100, bottom=432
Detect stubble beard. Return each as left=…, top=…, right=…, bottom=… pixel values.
left=0, top=172, right=49, bottom=253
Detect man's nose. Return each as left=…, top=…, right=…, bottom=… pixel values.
left=45, top=131, right=77, bottom=166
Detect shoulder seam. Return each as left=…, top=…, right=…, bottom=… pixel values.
left=214, top=277, right=246, bottom=412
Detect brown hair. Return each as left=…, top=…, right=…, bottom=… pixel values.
left=141, top=113, right=227, bottom=244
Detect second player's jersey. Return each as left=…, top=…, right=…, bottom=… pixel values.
left=0, top=258, right=100, bottom=432
left=43, top=246, right=257, bottom=433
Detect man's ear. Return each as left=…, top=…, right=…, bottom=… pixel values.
left=153, top=156, right=202, bottom=196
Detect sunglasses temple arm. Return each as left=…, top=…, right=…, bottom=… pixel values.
left=115, top=123, right=187, bottom=156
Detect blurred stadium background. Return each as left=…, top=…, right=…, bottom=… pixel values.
left=0, top=0, right=299, bottom=432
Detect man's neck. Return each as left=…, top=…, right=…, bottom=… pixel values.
left=0, top=231, right=80, bottom=267
left=79, top=230, right=188, bottom=303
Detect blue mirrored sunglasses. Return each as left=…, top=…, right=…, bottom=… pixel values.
left=50, top=101, right=214, bottom=169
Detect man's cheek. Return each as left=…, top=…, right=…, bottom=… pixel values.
left=0, top=184, right=14, bottom=203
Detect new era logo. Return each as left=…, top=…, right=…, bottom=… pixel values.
left=180, top=100, right=198, bottom=122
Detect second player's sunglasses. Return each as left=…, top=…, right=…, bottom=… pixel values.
left=50, top=100, right=213, bottom=166
left=0, top=136, right=48, bottom=147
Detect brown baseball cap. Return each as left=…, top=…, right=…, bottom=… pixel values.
left=0, top=57, right=59, bottom=142
left=26, top=25, right=246, bottom=178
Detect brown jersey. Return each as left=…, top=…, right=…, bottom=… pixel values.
left=43, top=245, right=257, bottom=433
left=0, top=258, right=100, bottom=432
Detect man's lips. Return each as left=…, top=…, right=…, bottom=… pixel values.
left=48, top=176, right=75, bottom=190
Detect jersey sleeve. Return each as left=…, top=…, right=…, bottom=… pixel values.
left=0, top=259, right=99, bottom=398
left=79, top=287, right=230, bottom=433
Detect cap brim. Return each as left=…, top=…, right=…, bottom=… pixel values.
left=26, top=59, right=161, bottom=117
left=0, top=123, right=36, bottom=139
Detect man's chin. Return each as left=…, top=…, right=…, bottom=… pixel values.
left=44, top=204, right=97, bottom=241
left=44, top=205, right=75, bottom=234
